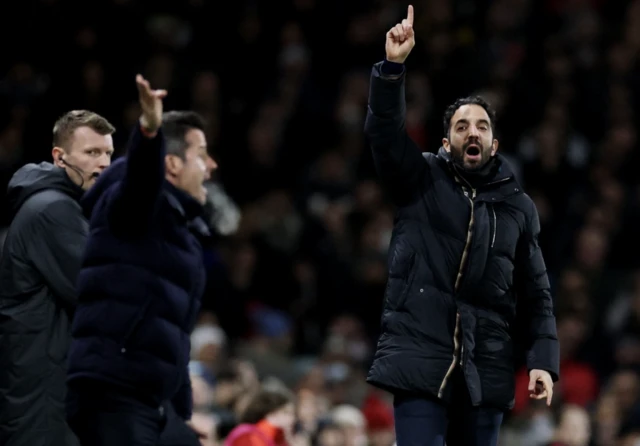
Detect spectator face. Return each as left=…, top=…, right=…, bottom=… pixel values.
left=611, top=371, right=640, bottom=414
left=266, top=402, right=296, bottom=435
left=317, top=426, right=345, bottom=446
left=214, top=379, right=244, bottom=408
left=556, top=406, right=591, bottom=446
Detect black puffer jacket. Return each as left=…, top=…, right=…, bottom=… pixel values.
left=365, top=62, right=559, bottom=410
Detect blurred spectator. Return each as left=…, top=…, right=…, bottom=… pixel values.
left=224, top=385, right=297, bottom=446
left=361, top=393, right=395, bottom=446
left=547, top=405, right=592, bottom=446
left=329, top=405, right=367, bottom=446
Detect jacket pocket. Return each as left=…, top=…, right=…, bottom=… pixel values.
left=385, top=251, right=417, bottom=311
left=475, top=316, right=512, bottom=358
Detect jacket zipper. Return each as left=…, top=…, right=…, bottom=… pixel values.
left=490, top=204, right=497, bottom=248
left=438, top=185, right=476, bottom=398
left=437, top=167, right=512, bottom=383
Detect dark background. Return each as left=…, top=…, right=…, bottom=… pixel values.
left=1, top=0, right=638, bottom=444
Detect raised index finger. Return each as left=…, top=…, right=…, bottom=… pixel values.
left=407, top=5, right=414, bottom=26
left=135, top=74, right=150, bottom=95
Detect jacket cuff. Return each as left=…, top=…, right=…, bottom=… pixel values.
left=381, top=59, right=405, bottom=77
left=139, top=124, right=158, bottom=139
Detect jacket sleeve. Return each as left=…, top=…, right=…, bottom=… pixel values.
left=171, top=368, right=193, bottom=420
left=364, top=61, right=429, bottom=205
left=28, top=200, right=87, bottom=309
left=109, top=124, right=166, bottom=235
left=515, top=199, right=560, bottom=382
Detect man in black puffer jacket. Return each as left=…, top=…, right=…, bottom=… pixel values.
left=365, top=6, right=559, bottom=446
left=66, top=75, right=216, bottom=446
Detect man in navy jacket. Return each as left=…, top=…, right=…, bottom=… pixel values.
left=66, top=75, right=217, bottom=445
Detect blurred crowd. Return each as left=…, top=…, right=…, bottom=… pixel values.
left=2, top=0, right=640, bottom=444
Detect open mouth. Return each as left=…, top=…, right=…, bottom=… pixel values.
left=466, top=145, right=480, bottom=156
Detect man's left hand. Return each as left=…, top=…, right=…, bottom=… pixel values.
left=135, top=74, right=167, bottom=133
left=186, top=420, right=208, bottom=440
left=528, top=369, right=554, bottom=406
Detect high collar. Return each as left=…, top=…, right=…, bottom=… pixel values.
left=163, top=181, right=205, bottom=220
left=437, top=146, right=515, bottom=188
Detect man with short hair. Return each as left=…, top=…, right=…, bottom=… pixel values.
left=160, top=110, right=218, bottom=446
left=66, top=75, right=216, bottom=445
left=51, top=110, right=117, bottom=190
left=365, top=6, right=559, bottom=446
left=162, top=110, right=218, bottom=205
left=0, top=110, right=114, bottom=446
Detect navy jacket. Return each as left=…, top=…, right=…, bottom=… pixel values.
left=365, top=61, right=559, bottom=410
left=67, top=124, right=208, bottom=420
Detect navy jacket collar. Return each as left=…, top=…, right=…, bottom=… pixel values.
left=163, top=182, right=211, bottom=238
left=164, top=182, right=204, bottom=219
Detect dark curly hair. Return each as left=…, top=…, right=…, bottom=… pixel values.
left=442, top=96, right=496, bottom=138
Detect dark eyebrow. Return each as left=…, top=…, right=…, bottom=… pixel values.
left=455, top=118, right=490, bottom=127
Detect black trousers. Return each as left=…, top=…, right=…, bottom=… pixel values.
left=393, top=368, right=504, bottom=446
left=159, top=403, right=201, bottom=446
left=67, top=382, right=199, bottom=446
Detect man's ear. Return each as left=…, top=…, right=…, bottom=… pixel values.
left=442, top=138, right=451, bottom=152
left=165, top=154, right=183, bottom=177
left=491, top=139, right=499, bottom=156
left=52, top=147, right=65, bottom=168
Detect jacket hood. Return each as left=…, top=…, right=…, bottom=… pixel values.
left=7, top=162, right=84, bottom=217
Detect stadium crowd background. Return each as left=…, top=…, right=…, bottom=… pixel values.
left=1, top=0, right=640, bottom=444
